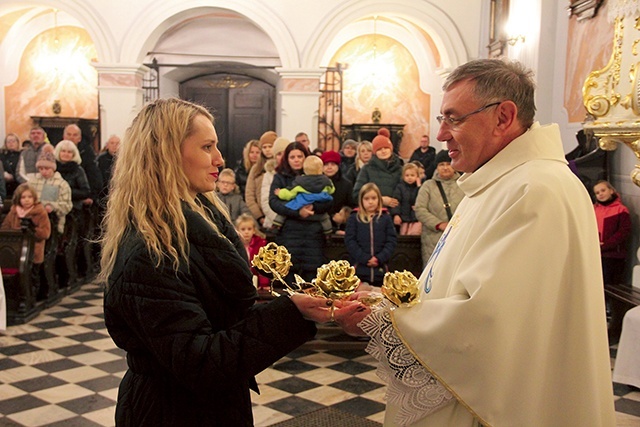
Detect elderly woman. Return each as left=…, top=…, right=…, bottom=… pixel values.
left=414, top=150, right=465, bottom=266
left=100, top=98, right=361, bottom=426
left=54, top=139, right=91, bottom=288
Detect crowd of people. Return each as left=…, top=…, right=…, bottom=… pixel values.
left=0, top=125, right=119, bottom=299
left=2, top=57, right=632, bottom=426
left=216, top=124, right=463, bottom=286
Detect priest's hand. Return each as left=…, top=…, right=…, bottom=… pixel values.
left=333, top=303, right=370, bottom=336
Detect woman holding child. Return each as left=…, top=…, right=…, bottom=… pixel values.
left=269, top=142, right=332, bottom=281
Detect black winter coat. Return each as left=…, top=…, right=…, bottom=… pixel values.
left=0, top=149, right=20, bottom=196
left=270, top=171, right=332, bottom=281
left=233, top=161, right=250, bottom=198
left=77, top=139, right=103, bottom=199
left=56, top=161, right=91, bottom=210
left=96, top=151, right=115, bottom=198
left=409, top=146, right=436, bottom=179
left=104, top=195, right=316, bottom=426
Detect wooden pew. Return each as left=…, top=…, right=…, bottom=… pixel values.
left=38, top=213, right=61, bottom=303
left=0, top=228, right=39, bottom=324
left=605, top=283, right=640, bottom=342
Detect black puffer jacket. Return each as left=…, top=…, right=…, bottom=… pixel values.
left=269, top=171, right=332, bottom=281
left=104, top=195, right=316, bottom=426
left=56, top=161, right=91, bottom=210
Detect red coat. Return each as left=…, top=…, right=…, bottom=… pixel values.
left=245, top=234, right=270, bottom=288
left=594, top=196, right=631, bottom=259
left=1, top=202, right=51, bottom=263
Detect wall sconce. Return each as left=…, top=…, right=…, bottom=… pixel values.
left=506, top=34, right=526, bottom=46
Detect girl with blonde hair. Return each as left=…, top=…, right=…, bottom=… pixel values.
left=344, top=183, right=397, bottom=287
left=100, top=98, right=357, bottom=426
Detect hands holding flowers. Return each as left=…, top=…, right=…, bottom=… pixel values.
left=252, top=244, right=420, bottom=333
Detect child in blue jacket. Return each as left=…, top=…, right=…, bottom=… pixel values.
left=345, top=183, right=397, bottom=286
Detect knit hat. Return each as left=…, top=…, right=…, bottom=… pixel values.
left=272, top=137, right=291, bottom=157
left=378, top=127, right=391, bottom=138
left=435, top=149, right=452, bottom=165
left=36, top=151, right=56, bottom=170
left=341, top=139, right=358, bottom=150
left=321, top=150, right=341, bottom=165
left=259, top=131, right=277, bottom=147
left=372, top=129, right=393, bottom=153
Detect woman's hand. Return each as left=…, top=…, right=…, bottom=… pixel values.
left=299, top=204, right=315, bottom=218
left=290, top=294, right=365, bottom=325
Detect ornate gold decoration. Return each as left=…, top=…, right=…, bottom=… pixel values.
left=592, top=132, right=640, bottom=186
left=52, top=99, right=61, bottom=115
left=620, top=61, right=640, bottom=114
left=582, top=17, right=624, bottom=117
left=371, top=108, right=381, bottom=124
left=382, top=270, right=420, bottom=307
left=206, top=75, right=251, bottom=89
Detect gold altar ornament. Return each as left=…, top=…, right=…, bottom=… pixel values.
left=382, top=270, right=420, bottom=307
left=312, top=260, right=360, bottom=300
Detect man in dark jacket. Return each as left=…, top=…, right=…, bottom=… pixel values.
left=409, top=134, right=436, bottom=180
left=63, top=124, right=103, bottom=278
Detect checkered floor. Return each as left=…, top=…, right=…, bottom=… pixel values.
left=0, top=284, right=639, bottom=427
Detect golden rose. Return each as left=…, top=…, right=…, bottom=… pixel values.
left=312, top=260, right=360, bottom=299
left=251, top=242, right=292, bottom=282
left=382, top=270, right=420, bottom=307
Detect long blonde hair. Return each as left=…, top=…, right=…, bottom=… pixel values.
left=355, top=141, right=372, bottom=171
left=98, top=98, right=230, bottom=284
left=241, top=139, right=261, bottom=171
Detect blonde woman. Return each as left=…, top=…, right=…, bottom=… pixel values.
left=99, top=98, right=360, bottom=426
left=344, top=140, right=372, bottom=184
left=233, top=138, right=261, bottom=197
left=244, top=131, right=276, bottom=225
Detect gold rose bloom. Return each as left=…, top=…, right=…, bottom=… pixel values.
left=251, top=242, right=292, bottom=282
left=382, top=270, right=420, bottom=307
left=312, top=260, right=360, bottom=299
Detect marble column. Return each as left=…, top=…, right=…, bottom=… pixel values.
left=94, top=64, right=148, bottom=148
left=276, top=69, right=324, bottom=149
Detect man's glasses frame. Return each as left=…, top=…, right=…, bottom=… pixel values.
left=436, top=101, right=502, bottom=128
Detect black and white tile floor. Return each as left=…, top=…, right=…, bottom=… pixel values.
left=0, top=283, right=639, bottom=426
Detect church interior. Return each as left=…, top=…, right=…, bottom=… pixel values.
left=0, top=0, right=640, bottom=425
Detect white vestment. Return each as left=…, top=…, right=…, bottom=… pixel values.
left=382, top=123, right=615, bottom=426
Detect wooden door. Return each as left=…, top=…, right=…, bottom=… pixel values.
left=180, top=74, right=275, bottom=168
